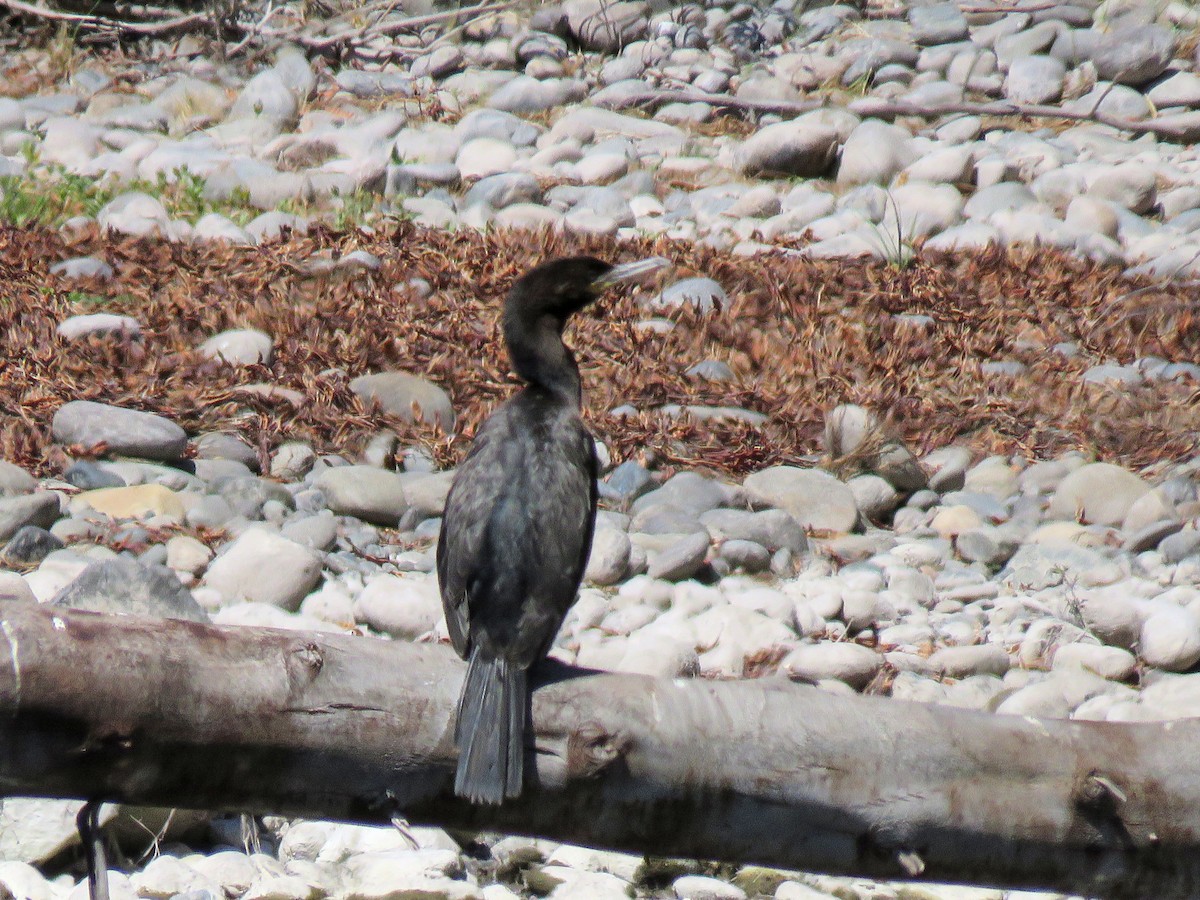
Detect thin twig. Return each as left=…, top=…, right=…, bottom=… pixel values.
left=0, top=0, right=209, bottom=34
left=299, top=0, right=518, bottom=52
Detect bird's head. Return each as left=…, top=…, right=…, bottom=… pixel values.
left=506, top=255, right=669, bottom=322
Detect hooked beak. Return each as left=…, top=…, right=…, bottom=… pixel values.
left=595, top=256, right=671, bottom=288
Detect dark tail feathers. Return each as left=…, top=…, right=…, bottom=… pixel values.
left=454, top=648, right=527, bottom=804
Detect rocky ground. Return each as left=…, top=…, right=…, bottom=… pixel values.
left=2, top=0, right=1200, bottom=898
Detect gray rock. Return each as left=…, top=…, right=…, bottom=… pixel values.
left=848, top=474, right=898, bottom=522
left=489, top=77, right=587, bottom=114
left=719, top=539, right=771, bottom=573
left=63, top=460, right=124, bottom=490
left=909, top=3, right=968, bottom=45
left=823, top=403, right=880, bottom=459
left=457, top=108, right=540, bottom=148
left=52, top=400, right=187, bottom=462
left=96, top=191, right=173, bottom=239
left=782, top=643, right=881, bottom=689
left=202, top=528, right=323, bottom=611
left=1066, top=83, right=1151, bottom=120
left=245, top=211, right=309, bottom=243
left=354, top=573, right=443, bottom=638
left=647, top=277, right=727, bottom=314
left=49, top=256, right=113, bottom=281
left=1004, top=55, right=1066, bottom=104
left=1001, top=541, right=1122, bottom=591
left=630, top=504, right=706, bottom=536
left=394, top=471, right=450, bottom=519
left=52, top=557, right=207, bottom=621
left=964, top=181, right=1036, bottom=220
left=198, top=329, right=274, bottom=366
left=632, top=472, right=725, bottom=518
left=1092, top=24, right=1175, bottom=86
left=563, top=0, right=648, bottom=52
left=647, top=531, right=709, bottom=581
left=335, top=69, right=414, bottom=98
left=840, top=37, right=919, bottom=84
left=194, top=433, right=259, bottom=472
left=672, top=875, right=745, bottom=900
left=1141, top=605, right=1200, bottom=671
left=464, top=171, right=542, bottom=210
left=56, top=313, right=140, bottom=341
left=1, top=525, right=65, bottom=565
left=1052, top=643, right=1136, bottom=681
left=282, top=514, right=338, bottom=553
left=0, top=493, right=61, bottom=541
left=586, top=528, right=631, bottom=585
left=734, top=122, right=839, bottom=178
left=193, top=213, right=254, bottom=245
left=699, top=508, right=808, bottom=555
left=1148, top=72, right=1200, bottom=109
left=1161, top=529, right=1200, bottom=564
left=1081, top=363, right=1142, bottom=387
left=599, top=460, right=654, bottom=503
left=228, top=68, right=298, bottom=128
left=743, top=467, right=858, bottom=534
left=210, top=475, right=292, bottom=520
left=929, top=644, right=1010, bottom=678
left=316, top=466, right=409, bottom=526
left=994, top=21, right=1062, bottom=68
left=686, top=360, right=735, bottom=382
left=349, top=371, right=454, bottom=427
left=0, top=460, right=36, bottom=495
left=956, top=525, right=1019, bottom=567
left=1125, top=519, right=1183, bottom=553
left=836, top=119, right=916, bottom=186
left=924, top=446, right=972, bottom=493
left=1088, top=164, right=1156, bottom=214
left=1047, top=462, right=1150, bottom=526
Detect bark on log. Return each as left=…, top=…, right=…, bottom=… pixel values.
left=2, top=602, right=1200, bottom=899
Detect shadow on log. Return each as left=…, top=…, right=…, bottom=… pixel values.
left=1, top=602, right=1199, bottom=899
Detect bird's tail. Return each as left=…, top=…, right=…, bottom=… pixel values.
left=454, top=648, right=527, bottom=804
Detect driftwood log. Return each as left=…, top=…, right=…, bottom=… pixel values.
left=2, top=602, right=1200, bottom=899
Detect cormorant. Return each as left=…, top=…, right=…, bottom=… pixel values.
left=437, top=254, right=666, bottom=805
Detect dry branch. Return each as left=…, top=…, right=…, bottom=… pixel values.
left=3, top=603, right=1200, bottom=898
left=609, top=89, right=1200, bottom=142
left=0, top=0, right=210, bottom=35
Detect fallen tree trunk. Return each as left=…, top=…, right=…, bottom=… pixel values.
left=2, top=602, right=1200, bottom=898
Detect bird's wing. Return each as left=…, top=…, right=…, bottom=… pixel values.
left=437, top=420, right=508, bottom=658
left=437, top=400, right=598, bottom=667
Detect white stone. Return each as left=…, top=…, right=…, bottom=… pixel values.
left=743, top=467, right=858, bottom=534
left=201, top=528, right=323, bottom=611
left=673, top=874, right=746, bottom=900
left=781, top=643, right=881, bottom=689
left=456, top=137, right=517, bottom=179
left=354, top=573, right=444, bottom=639
left=166, top=534, right=212, bottom=575
left=199, top=328, right=274, bottom=366
left=1052, top=643, right=1136, bottom=680
left=836, top=119, right=916, bottom=185
left=130, top=856, right=219, bottom=899
left=315, top=465, right=410, bottom=526
left=734, top=121, right=839, bottom=178
left=0, top=862, right=53, bottom=900
left=1047, top=463, right=1151, bottom=526
left=1141, top=605, right=1200, bottom=672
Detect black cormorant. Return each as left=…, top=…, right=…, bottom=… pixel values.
left=437, top=254, right=665, bottom=805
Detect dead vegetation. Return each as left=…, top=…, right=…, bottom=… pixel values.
left=1, top=221, right=1198, bottom=480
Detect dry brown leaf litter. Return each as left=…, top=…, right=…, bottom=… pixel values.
left=1, top=222, right=1198, bottom=481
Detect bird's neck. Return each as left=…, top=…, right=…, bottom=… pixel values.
left=505, top=313, right=582, bottom=406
